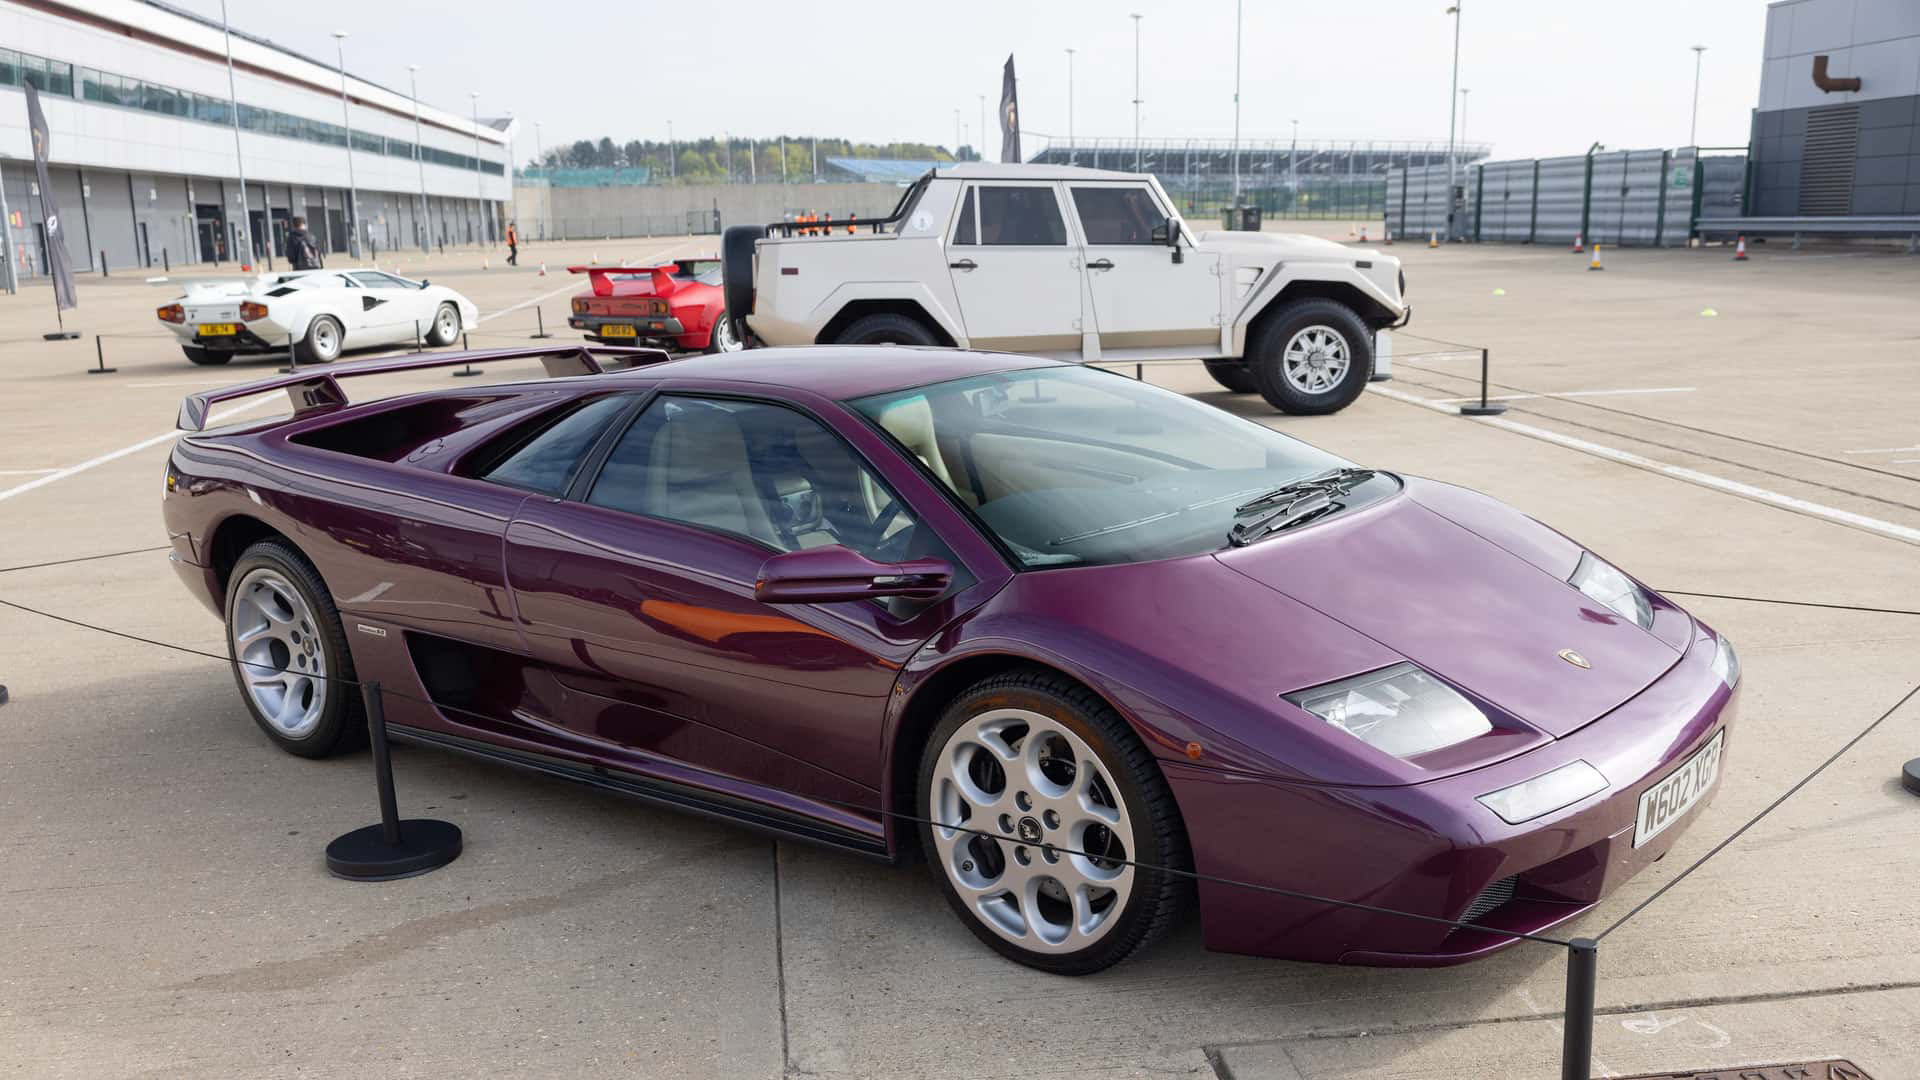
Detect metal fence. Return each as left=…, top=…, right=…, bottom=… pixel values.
left=1387, top=147, right=1749, bottom=247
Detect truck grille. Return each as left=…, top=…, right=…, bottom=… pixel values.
left=1460, top=876, right=1517, bottom=925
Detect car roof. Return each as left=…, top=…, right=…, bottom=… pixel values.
left=937, top=162, right=1152, bottom=182
left=604, top=346, right=1064, bottom=400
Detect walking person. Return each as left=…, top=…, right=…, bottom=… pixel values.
left=285, top=217, right=323, bottom=271
left=505, top=220, right=519, bottom=267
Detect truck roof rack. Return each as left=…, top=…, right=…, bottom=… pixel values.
left=177, top=344, right=671, bottom=431
left=763, top=170, right=935, bottom=237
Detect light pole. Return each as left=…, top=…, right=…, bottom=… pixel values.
left=1231, top=0, right=1243, bottom=208
left=407, top=65, right=428, bottom=253
left=1131, top=13, right=1143, bottom=171
left=218, top=0, right=255, bottom=268
left=955, top=108, right=963, bottom=159
left=1289, top=118, right=1298, bottom=209
left=1065, top=48, right=1077, bottom=164
left=978, top=94, right=988, bottom=163
left=1689, top=45, right=1708, bottom=146
left=668, top=120, right=676, bottom=180
left=725, top=132, right=732, bottom=183
left=533, top=120, right=546, bottom=240
left=1444, top=2, right=1463, bottom=241
left=469, top=92, right=487, bottom=246
left=331, top=32, right=360, bottom=258
left=1459, top=88, right=1470, bottom=153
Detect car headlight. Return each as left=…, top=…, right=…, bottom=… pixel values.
left=1569, top=552, right=1652, bottom=629
left=1710, top=634, right=1739, bottom=689
left=1476, top=760, right=1609, bottom=824
left=1285, top=662, right=1492, bottom=758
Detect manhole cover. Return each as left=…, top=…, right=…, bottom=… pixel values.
left=1618, top=1061, right=1873, bottom=1079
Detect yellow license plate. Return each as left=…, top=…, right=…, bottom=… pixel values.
left=600, top=324, right=637, bottom=338
left=198, top=323, right=239, bottom=336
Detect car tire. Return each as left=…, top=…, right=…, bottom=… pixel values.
left=223, top=540, right=363, bottom=758
left=426, top=302, right=462, bottom=347
left=296, top=315, right=344, bottom=365
left=1202, top=359, right=1258, bottom=394
left=1249, top=299, right=1374, bottom=415
left=916, top=668, right=1192, bottom=975
left=704, top=306, right=745, bottom=353
left=721, top=224, right=765, bottom=344
left=183, top=345, right=230, bottom=366
left=836, top=313, right=938, bottom=346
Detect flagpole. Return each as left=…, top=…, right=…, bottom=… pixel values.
left=0, top=157, right=15, bottom=295
left=219, top=0, right=256, bottom=269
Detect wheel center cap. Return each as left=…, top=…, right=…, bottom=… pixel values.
left=1016, top=816, right=1043, bottom=844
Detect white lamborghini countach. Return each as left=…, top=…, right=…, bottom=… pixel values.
left=156, top=269, right=479, bottom=366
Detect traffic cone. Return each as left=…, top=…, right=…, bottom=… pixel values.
left=1383, top=228, right=1394, bottom=245
left=1571, top=231, right=1584, bottom=253
left=1428, top=231, right=1439, bottom=248
left=1359, top=225, right=1369, bottom=242
left=1348, top=223, right=1357, bottom=240
left=590, top=251, right=599, bottom=265
left=482, top=258, right=489, bottom=270
left=538, top=262, right=547, bottom=276
left=1588, top=244, right=1605, bottom=271
left=1733, top=235, right=1748, bottom=261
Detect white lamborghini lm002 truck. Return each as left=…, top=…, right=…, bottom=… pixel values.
left=722, top=163, right=1408, bottom=414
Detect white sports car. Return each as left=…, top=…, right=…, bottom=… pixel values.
left=155, top=269, right=480, bottom=366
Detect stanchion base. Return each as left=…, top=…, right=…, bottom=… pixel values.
left=1903, top=757, right=1920, bottom=796
left=1459, top=403, right=1510, bottom=416
left=528, top=333, right=554, bottom=339
left=86, top=367, right=118, bottom=375
left=324, top=818, right=462, bottom=881
left=43, top=331, right=80, bottom=341
left=1368, top=373, right=1393, bottom=382
left=451, top=366, right=483, bottom=378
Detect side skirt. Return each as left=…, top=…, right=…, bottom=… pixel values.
left=388, top=723, right=894, bottom=862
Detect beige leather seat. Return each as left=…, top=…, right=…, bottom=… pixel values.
left=643, top=404, right=778, bottom=545
left=874, top=395, right=955, bottom=488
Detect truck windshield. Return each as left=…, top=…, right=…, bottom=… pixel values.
left=851, top=367, right=1387, bottom=568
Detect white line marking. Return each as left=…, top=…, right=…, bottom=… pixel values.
left=1842, top=445, right=1920, bottom=455
left=1366, top=384, right=1920, bottom=546
left=1430, top=386, right=1696, bottom=404
left=0, top=395, right=280, bottom=503
left=0, top=468, right=59, bottom=476
left=1896, top=458, right=1920, bottom=465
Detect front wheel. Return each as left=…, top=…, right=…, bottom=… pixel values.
left=835, top=313, right=938, bottom=346
left=427, top=302, right=462, bottom=347
left=1250, top=299, right=1374, bottom=415
left=223, top=540, right=362, bottom=758
left=917, top=669, right=1191, bottom=975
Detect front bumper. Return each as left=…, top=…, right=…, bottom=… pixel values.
left=1168, top=617, right=1738, bottom=965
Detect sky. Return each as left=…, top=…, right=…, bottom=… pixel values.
left=171, top=0, right=1772, bottom=164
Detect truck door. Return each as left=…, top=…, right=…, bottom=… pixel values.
left=945, top=181, right=1085, bottom=358
left=1065, top=183, right=1222, bottom=355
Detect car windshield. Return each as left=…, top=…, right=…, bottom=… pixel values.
left=851, top=366, right=1363, bottom=568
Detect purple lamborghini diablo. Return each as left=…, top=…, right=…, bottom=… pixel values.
left=163, top=344, right=1738, bottom=974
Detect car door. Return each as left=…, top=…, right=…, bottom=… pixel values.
left=1065, top=183, right=1223, bottom=355
left=501, top=391, right=978, bottom=814
left=945, top=181, right=1086, bottom=357
left=345, top=270, right=428, bottom=345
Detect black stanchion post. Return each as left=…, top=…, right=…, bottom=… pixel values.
left=86, top=334, right=117, bottom=375
left=281, top=334, right=298, bottom=375
left=1902, top=757, right=1920, bottom=796
left=452, top=331, right=481, bottom=377
left=1459, top=347, right=1508, bottom=416
left=413, top=320, right=422, bottom=353
left=1561, top=939, right=1598, bottom=1080
left=530, top=307, right=552, bottom=339
left=163, top=248, right=170, bottom=273
left=324, top=682, right=462, bottom=880
left=99, top=249, right=108, bottom=277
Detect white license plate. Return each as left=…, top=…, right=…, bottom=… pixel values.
left=1634, top=728, right=1724, bottom=847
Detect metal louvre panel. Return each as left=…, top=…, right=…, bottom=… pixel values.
left=1480, top=160, right=1536, bottom=242
left=1585, top=151, right=1628, bottom=245
left=1534, top=156, right=1587, bottom=245
left=1659, top=148, right=1698, bottom=247
left=1385, top=170, right=1405, bottom=237
left=1697, top=154, right=1747, bottom=221
left=1798, top=105, right=1858, bottom=215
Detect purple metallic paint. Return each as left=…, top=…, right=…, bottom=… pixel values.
left=162, top=346, right=1738, bottom=966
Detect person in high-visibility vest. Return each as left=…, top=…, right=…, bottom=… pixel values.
left=847, top=215, right=856, bottom=235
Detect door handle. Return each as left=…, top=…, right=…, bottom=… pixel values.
left=949, top=258, right=977, bottom=271
left=1086, top=258, right=1115, bottom=271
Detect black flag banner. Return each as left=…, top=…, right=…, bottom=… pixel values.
left=24, top=81, right=77, bottom=313
left=1000, top=55, right=1021, bottom=164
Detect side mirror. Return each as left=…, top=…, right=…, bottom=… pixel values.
left=754, top=545, right=952, bottom=604
left=1152, top=217, right=1185, bottom=263
left=419, top=279, right=431, bottom=288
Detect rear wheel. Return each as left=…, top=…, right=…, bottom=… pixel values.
left=705, top=307, right=744, bottom=353
left=1202, top=359, right=1257, bottom=394
left=182, top=345, right=230, bottom=366
left=835, top=313, right=938, bottom=346
left=427, top=302, right=461, bottom=346
left=1250, top=299, right=1374, bottom=415
left=223, top=540, right=361, bottom=758
left=296, top=315, right=344, bottom=364
left=917, top=669, right=1191, bottom=975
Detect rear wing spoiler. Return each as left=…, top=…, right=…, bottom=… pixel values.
left=177, top=344, right=670, bottom=432
left=567, top=264, right=690, bottom=298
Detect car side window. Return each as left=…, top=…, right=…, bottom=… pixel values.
left=348, top=271, right=409, bottom=289
left=977, top=186, right=1067, bottom=246
left=477, top=395, right=632, bottom=495
left=952, top=188, right=977, bottom=246
left=1071, top=185, right=1164, bottom=245
left=586, top=395, right=926, bottom=563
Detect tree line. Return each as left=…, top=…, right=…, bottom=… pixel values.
left=529, top=136, right=981, bottom=180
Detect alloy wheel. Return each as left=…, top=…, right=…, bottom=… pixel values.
left=713, top=313, right=743, bottom=351
left=1281, top=325, right=1351, bottom=394
left=928, top=708, right=1136, bottom=953
left=310, top=319, right=341, bottom=361
left=437, top=305, right=458, bottom=340
left=229, top=567, right=328, bottom=739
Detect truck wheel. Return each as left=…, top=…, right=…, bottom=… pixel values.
left=836, top=313, right=938, bottom=346
left=1250, top=299, right=1373, bottom=415
left=721, top=224, right=765, bottom=341
left=1202, top=360, right=1257, bottom=394
left=183, top=345, right=230, bottom=366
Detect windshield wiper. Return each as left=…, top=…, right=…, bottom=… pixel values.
left=1228, top=489, right=1342, bottom=546
left=1233, top=468, right=1376, bottom=516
